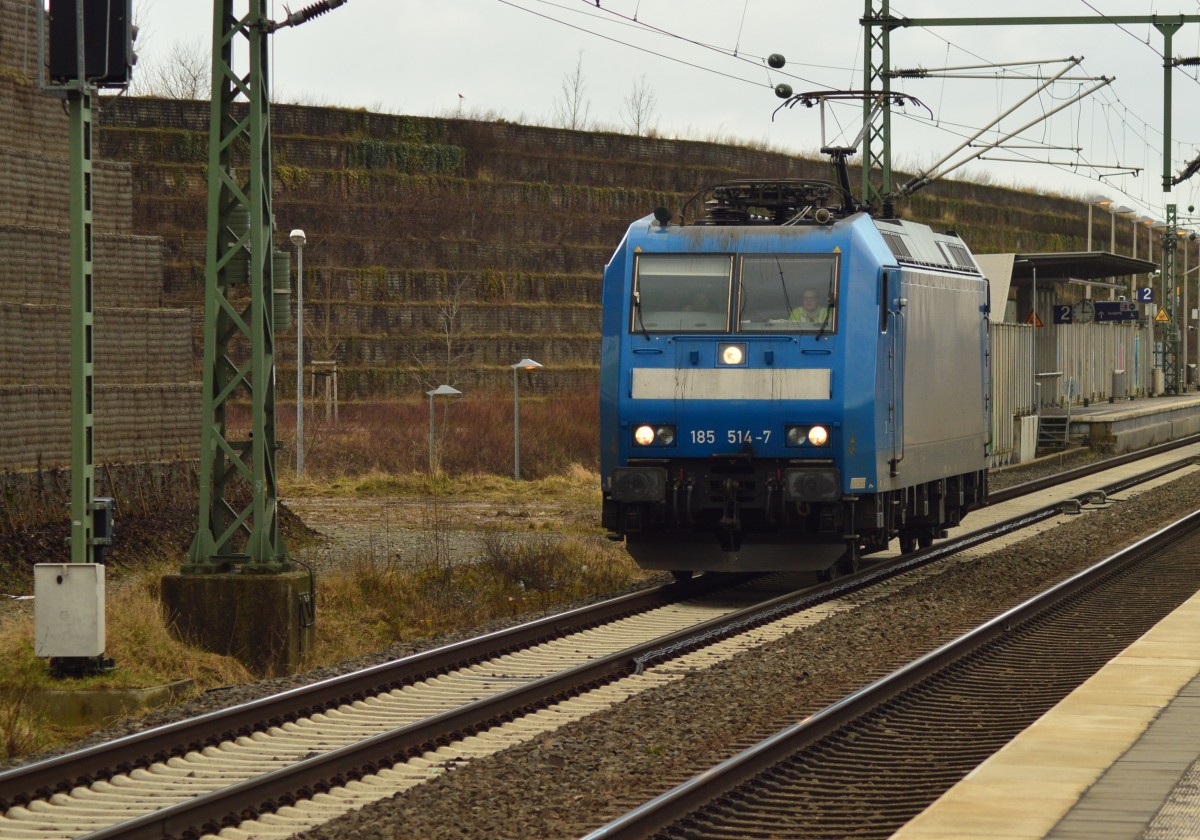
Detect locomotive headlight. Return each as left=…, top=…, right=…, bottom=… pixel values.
left=785, top=424, right=831, bottom=448
left=718, top=342, right=746, bottom=366
left=633, top=424, right=677, bottom=446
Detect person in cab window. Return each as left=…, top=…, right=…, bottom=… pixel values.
left=790, top=289, right=829, bottom=325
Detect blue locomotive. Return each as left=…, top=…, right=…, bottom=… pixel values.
left=599, top=179, right=990, bottom=578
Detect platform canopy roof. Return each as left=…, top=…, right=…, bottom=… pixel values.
left=974, top=251, right=1159, bottom=324
left=1009, top=251, right=1157, bottom=282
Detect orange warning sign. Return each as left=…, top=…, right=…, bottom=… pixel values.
left=1155, top=307, right=1170, bottom=323
left=1025, top=310, right=1043, bottom=327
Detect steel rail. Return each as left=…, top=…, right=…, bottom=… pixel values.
left=988, top=433, right=1200, bottom=504
left=0, top=572, right=745, bottom=810
left=581, top=509, right=1200, bottom=840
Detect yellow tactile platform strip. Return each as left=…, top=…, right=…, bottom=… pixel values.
left=893, top=591, right=1200, bottom=839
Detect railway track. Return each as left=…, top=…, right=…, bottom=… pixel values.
left=586, top=510, right=1200, bottom=840
left=1, top=441, right=1198, bottom=839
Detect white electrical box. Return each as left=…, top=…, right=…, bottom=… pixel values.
left=34, top=563, right=106, bottom=658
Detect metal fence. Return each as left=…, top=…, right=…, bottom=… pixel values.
left=989, top=322, right=1036, bottom=468
left=988, top=321, right=1150, bottom=467
left=1049, top=322, right=1149, bottom=405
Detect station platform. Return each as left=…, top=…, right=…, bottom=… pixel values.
left=893, top=568, right=1200, bottom=839
left=1040, top=394, right=1200, bottom=454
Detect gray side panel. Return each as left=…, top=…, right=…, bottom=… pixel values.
left=892, top=269, right=988, bottom=486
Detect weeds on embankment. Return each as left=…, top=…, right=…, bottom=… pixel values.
left=0, top=467, right=649, bottom=760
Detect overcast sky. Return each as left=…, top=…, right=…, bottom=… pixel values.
left=130, top=1, right=1200, bottom=231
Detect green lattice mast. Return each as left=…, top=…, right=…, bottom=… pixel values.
left=187, top=0, right=286, bottom=573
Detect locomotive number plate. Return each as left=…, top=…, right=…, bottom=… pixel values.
left=689, top=429, right=772, bottom=444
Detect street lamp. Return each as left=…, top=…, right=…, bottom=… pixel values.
left=290, top=229, right=307, bottom=474
left=426, top=384, right=462, bottom=473
left=511, top=358, right=543, bottom=480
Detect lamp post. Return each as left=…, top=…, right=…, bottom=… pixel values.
left=1108, top=206, right=1134, bottom=301
left=1110, top=205, right=1134, bottom=253
left=427, top=384, right=462, bottom=473
left=1086, top=195, right=1111, bottom=252
left=290, top=229, right=306, bottom=474
left=1086, top=196, right=1112, bottom=299
left=511, top=358, right=543, bottom=480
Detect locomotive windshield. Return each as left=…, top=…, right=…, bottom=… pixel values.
left=630, top=253, right=839, bottom=334
left=632, top=254, right=733, bottom=333
left=737, top=254, right=839, bottom=333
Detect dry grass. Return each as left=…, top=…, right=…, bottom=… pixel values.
left=285, top=462, right=601, bottom=510
left=0, top=559, right=253, bottom=760
left=0, top=464, right=649, bottom=760
left=269, top=389, right=598, bottom=481
left=309, top=484, right=648, bottom=664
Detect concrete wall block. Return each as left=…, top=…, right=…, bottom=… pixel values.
left=0, top=225, right=165, bottom=308
left=0, top=304, right=193, bottom=384
left=161, top=570, right=315, bottom=677
left=0, top=75, right=69, bottom=155
left=0, top=147, right=132, bottom=233
left=0, top=0, right=39, bottom=78
left=0, top=383, right=201, bottom=471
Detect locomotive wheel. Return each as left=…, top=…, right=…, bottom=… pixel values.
left=837, top=553, right=860, bottom=576
left=899, top=532, right=917, bottom=554
left=918, top=532, right=934, bottom=549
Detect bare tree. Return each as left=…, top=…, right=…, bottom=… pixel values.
left=410, top=275, right=478, bottom=393
left=311, top=269, right=343, bottom=363
left=620, top=74, right=659, bottom=136
left=552, top=51, right=591, bottom=131
left=132, top=39, right=210, bottom=100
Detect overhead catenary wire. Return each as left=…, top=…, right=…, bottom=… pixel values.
left=897, top=58, right=1097, bottom=195
left=501, top=0, right=839, bottom=88
left=502, top=0, right=1193, bottom=212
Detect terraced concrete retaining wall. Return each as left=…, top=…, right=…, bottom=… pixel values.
left=0, top=0, right=201, bottom=478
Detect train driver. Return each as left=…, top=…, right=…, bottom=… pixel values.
left=790, top=288, right=829, bottom=325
